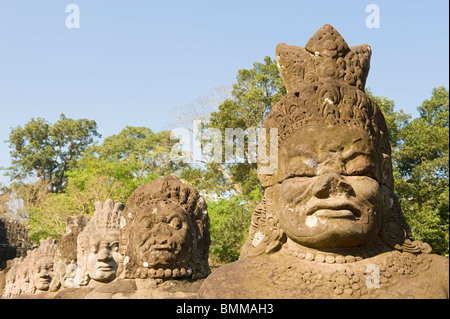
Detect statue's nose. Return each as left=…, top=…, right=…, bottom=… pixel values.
left=97, top=247, right=112, bottom=262
left=312, top=173, right=355, bottom=198
left=154, top=223, right=173, bottom=237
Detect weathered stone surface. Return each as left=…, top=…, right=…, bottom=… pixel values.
left=3, top=238, right=58, bottom=297
left=199, top=24, right=449, bottom=299
left=75, top=175, right=211, bottom=299
left=32, top=238, right=57, bottom=293
left=119, top=175, right=210, bottom=281
left=199, top=248, right=448, bottom=299
left=1, top=257, right=22, bottom=297
left=81, top=278, right=204, bottom=299
left=2, top=177, right=211, bottom=299
left=50, top=214, right=90, bottom=291
left=0, top=218, right=36, bottom=270
left=75, top=199, right=123, bottom=287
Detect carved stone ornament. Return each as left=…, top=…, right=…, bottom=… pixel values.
left=3, top=238, right=57, bottom=296
left=75, top=199, right=123, bottom=287
left=199, top=24, right=449, bottom=299
left=75, top=176, right=211, bottom=299
left=119, top=175, right=210, bottom=281
left=50, top=214, right=90, bottom=291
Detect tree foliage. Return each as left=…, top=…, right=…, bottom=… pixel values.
left=393, top=86, right=449, bottom=256
left=368, top=86, right=448, bottom=256
left=6, top=114, right=100, bottom=193
left=86, top=126, right=180, bottom=182
left=207, top=197, right=254, bottom=263
left=181, top=56, right=286, bottom=199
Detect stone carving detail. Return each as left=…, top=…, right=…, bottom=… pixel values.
left=120, top=175, right=210, bottom=281
left=3, top=238, right=57, bottom=296
left=75, top=199, right=123, bottom=286
left=31, top=238, right=57, bottom=293
left=276, top=24, right=371, bottom=93
left=1, top=177, right=210, bottom=298
left=50, top=214, right=90, bottom=291
left=2, top=257, right=23, bottom=297
left=198, top=24, right=449, bottom=299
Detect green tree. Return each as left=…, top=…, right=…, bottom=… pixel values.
left=87, top=126, right=181, bottom=182
left=181, top=56, right=286, bottom=199
left=207, top=197, right=255, bottom=264
left=394, top=86, right=449, bottom=256
left=366, top=89, right=411, bottom=149
left=368, top=87, right=448, bottom=256
left=24, top=125, right=181, bottom=242
left=64, top=158, right=140, bottom=214
left=6, top=114, right=100, bottom=193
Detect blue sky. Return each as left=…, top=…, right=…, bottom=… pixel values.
left=0, top=0, right=448, bottom=185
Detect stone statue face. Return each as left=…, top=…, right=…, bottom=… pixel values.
left=86, top=231, right=120, bottom=282
left=62, top=263, right=77, bottom=288
left=130, top=203, right=191, bottom=269
left=270, top=123, right=389, bottom=249
left=15, top=265, right=29, bottom=294
left=33, top=257, right=54, bottom=291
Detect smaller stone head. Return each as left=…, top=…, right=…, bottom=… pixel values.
left=76, top=199, right=123, bottom=285
left=2, top=257, right=22, bottom=297
left=120, top=176, right=210, bottom=280
left=61, top=263, right=78, bottom=288
left=130, top=201, right=193, bottom=270
left=34, top=256, right=54, bottom=291
left=29, top=238, right=57, bottom=292
left=50, top=214, right=89, bottom=291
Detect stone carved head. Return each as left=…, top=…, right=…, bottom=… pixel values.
left=13, top=254, right=33, bottom=295
left=2, top=257, right=22, bottom=297
left=3, top=239, right=57, bottom=296
left=50, top=214, right=89, bottom=291
left=120, top=175, right=210, bottom=281
left=36, top=239, right=57, bottom=292
left=76, top=199, right=123, bottom=286
left=242, top=24, right=431, bottom=258
left=27, top=238, right=57, bottom=293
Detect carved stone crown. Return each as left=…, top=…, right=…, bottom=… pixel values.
left=92, top=199, right=123, bottom=231
left=120, top=175, right=211, bottom=280
left=259, top=24, right=391, bottom=187
left=276, top=24, right=372, bottom=93
left=36, top=238, right=57, bottom=258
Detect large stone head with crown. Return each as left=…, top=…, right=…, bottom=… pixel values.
left=242, top=24, right=431, bottom=258
left=120, top=175, right=210, bottom=281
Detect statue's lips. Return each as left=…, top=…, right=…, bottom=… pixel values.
left=96, top=263, right=115, bottom=271
left=38, top=277, right=51, bottom=284
left=306, top=200, right=360, bottom=219
left=150, top=244, right=173, bottom=251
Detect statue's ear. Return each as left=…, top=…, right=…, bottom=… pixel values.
left=196, top=220, right=204, bottom=238
left=381, top=154, right=394, bottom=190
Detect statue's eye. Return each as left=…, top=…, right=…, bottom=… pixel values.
left=111, top=242, right=119, bottom=252
left=345, top=155, right=378, bottom=180
left=169, top=217, right=182, bottom=229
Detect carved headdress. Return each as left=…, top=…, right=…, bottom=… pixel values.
left=259, top=24, right=391, bottom=187
left=75, top=199, right=123, bottom=285
left=245, top=24, right=431, bottom=258
left=120, top=175, right=210, bottom=280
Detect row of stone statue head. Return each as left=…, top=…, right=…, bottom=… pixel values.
left=2, top=175, right=211, bottom=297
